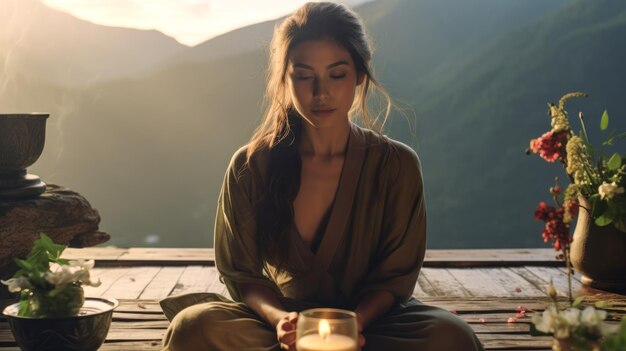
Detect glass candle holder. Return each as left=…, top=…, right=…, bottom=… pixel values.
left=296, top=308, right=358, bottom=351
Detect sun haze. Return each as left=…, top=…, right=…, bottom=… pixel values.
left=40, top=0, right=371, bottom=46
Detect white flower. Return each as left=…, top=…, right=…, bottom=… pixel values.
left=1, top=277, right=32, bottom=292
left=581, top=306, right=607, bottom=327
left=44, top=260, right=101, bottom=288
left=561, top=308, right=581, bottom=327
left=533, top=306, right=558, bottom=334
left=598, top=181, right=624, bottom=200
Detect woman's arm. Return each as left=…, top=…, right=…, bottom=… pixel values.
left=239, top=283, right=289, bottom=327
left=239, top=283, right=298, bottom=350
left=355, top=290, right=395, bottom=328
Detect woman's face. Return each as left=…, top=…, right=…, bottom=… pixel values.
left=287, top=38, right=363, bottom=129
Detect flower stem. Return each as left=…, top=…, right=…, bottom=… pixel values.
left=578, top=112, right=590, bottom=145
left=565, top=247, right=573, bottom=304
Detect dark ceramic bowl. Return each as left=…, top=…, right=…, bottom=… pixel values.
left=0, top=114, right=48, bottom=171
left=0, top=113, right=49, bottom=198
left=2, top=297, right=119, bottom=351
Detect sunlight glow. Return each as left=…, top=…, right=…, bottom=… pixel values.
left=40, top=0, right=371, bottom=46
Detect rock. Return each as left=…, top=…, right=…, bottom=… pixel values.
left=0, top=184, right=109, bottom=287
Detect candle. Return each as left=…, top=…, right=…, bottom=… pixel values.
left=296, top=319, right=357, bottom=351
left=296, top=334, right=357, bottom=351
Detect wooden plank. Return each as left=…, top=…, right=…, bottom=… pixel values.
left=523, top=266, right=581, bottom=298
left=102, top=267, right=162, bottom=300
left=114, top=312, right=167, bottom=321
left=105, top=328, right=165, bottom=341
left=61, top=248, right=560, bottom=267
left=415, top=274, right=439, bottom=297
left=478, top=334, right=552, bottom=349
left=421, top=268, right=471, bottom=297
left=62, top=247, right=128, bottom=261
left=169, top=266, right=214, bottom=296
left=412, top=273, right=433, bottom=298
left=84, top=267, right=135, bottom=297
left=447, top=268, right=514, bottom=297
left=99, top=341, right=162, bottom=351
left=139, top=267, right=186, bottom=300
left=418, top=297, right=563, bottom=313
left=481, top=268, right=545, bottom=297
left=116, top=300, right=163, bottom=313
left=424, top=249, right=561, bottom=267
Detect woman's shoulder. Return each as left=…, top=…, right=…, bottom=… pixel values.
left=226, top=144, right=270, bottom=183
left=357, top=125, right=421, bottom=173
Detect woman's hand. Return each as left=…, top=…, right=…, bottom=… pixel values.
left=356, top=312, right=366, bottom=350
left=276, top=311, right=299, bottom=350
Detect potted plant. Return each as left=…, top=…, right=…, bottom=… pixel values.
left=528, top=92, right=626, bottom=293
left=1, top=233, right=118, bottom=351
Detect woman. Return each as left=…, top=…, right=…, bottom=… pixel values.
left=161, top=2, right=483, bottom=350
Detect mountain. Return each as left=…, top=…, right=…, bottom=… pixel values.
left=0, top=0, right=185, bottom=89
left=4, top=0, right=623, bottom=249
left=158, top=20, right=277, bottom=68
left=405, top=0, right=626, bottom=248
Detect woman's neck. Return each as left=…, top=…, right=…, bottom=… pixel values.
left=299, top=120, right=350, bottom=159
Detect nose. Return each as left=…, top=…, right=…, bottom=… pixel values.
left=313, top=77, right=330, bottom=101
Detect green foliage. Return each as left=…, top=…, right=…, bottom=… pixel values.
left=601, top=110, right=609, bottom=131
left=601, top=319, right=626, bottom=351
left=607, top=153, right=621, bottom=170
left=572, top=296, right=585, bottom=308
left=4, top=234, right=86, bottom=317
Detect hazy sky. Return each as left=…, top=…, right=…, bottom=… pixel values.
left=41, top=0, right=371, bottom=46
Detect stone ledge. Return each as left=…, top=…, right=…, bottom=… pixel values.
left=0, top=184, right=110, bottom=286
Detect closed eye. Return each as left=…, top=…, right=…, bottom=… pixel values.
left=330, top=74, right=346, bottom=79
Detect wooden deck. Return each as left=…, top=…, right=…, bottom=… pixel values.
left=1, top=248, right=625, bottom=350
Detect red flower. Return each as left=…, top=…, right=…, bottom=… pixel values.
left=530, top=131, right=569, bottom=162
left=540, top=207, right=572, bottom=251
left=534, top=202, right=556, bottom=222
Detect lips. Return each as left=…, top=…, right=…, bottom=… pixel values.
left=311, top=107, right=336, bottom=116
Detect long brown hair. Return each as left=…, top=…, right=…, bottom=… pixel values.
left=247, top=2, right=392, bottom=274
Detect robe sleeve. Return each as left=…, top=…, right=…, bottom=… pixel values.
left=214, top=147, right=282, bottom=302
left=355, top=143, right=427, bottom=304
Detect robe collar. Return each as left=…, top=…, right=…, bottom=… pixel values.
left=311, top=122, right=367, bottom=272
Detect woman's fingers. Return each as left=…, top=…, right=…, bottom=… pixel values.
left=277, top=312, right=299, bottom=350
left=358, top=334, right=366, bottom=350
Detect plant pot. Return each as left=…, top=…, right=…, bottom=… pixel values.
left=0, top=113, right=49, bottom=200
left=2, top=297, right=118, bottom=351
left=570, top=197, right=626, bottom=294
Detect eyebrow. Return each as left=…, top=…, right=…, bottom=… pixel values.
left=293, top=60, right=350, bottom=70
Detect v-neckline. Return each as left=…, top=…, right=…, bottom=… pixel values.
left=291, top=123, right=367, bottom=272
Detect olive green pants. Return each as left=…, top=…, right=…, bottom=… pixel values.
left=160, top=293, right=484, bottom=351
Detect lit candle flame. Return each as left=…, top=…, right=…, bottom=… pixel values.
left=318, top=319, right=330, bottom=341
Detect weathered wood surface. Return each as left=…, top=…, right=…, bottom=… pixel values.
left=1, top=249, right=624, bottom=351
left=61, top=247, right=560, bottom=267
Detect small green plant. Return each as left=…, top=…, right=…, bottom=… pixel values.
left=1, top=233, right=100, bottom=317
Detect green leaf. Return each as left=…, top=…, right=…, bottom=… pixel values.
left=572, top=296, right=585, bottom=308
left=603, top=131, right=626, bottom=146
left=601, top=110, right=609, bottom=130
left=595, top=300, right=610, bottom=309
left=607, top=153, right=622, bottom=171
left=592, top=199, right=607, bottom=218
left=595, top=214, right=613, bottom=227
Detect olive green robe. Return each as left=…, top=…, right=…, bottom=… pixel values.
left=161, top=123, right=483, bottom=351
